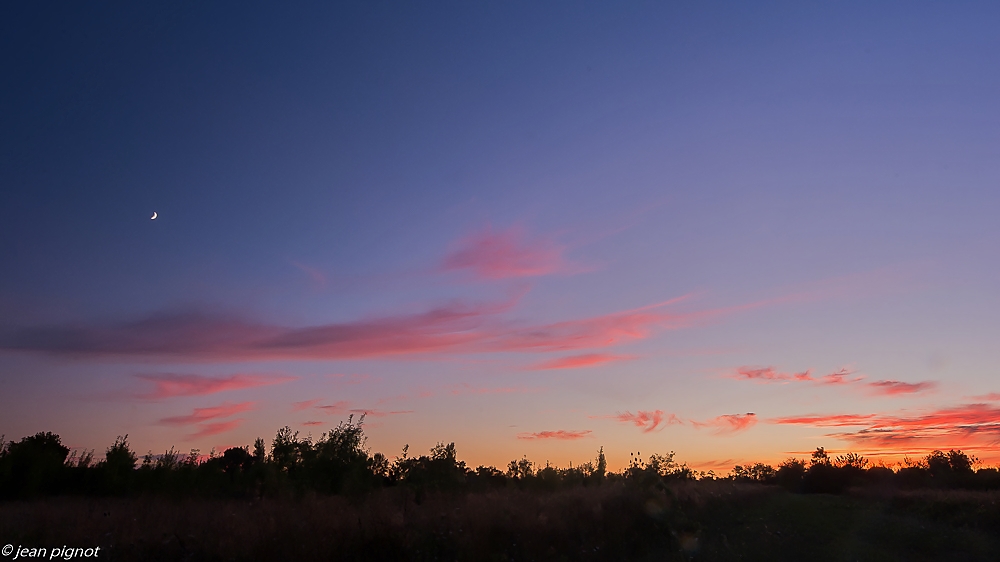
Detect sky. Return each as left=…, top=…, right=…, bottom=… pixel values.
left=2, top=1, right=1000, bottom=471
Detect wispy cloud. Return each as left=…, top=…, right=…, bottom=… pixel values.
left=1, top=295, right=713, bottom=361
left=487, top=296, right=701, bottom=353
left=188, top=419, right=245, bottom=439
left=305, top=400, right=412, bottom=418
left=820, top=368, right=862, bottom=385
left=517, top=430, right=592, bottom=440
left=689, top=458, right=737, bottom=470
left=732, top=366, right=812, bottom=382
left=730, top=365, right=934, bottom=397
left=159, top=402, right=255, bottom=426
left=528, top=353, right=634, bottom=370
left=771, top=403, right=1000, bottom=450
left=440, top=225, right=573, bottom=280
left=301, top=421, right=324, bottom=426
left=772, top=413, right=879, bottom=427
left=0, top=301, right=503, bottom=360
left=971, top=393, right=1000, bottom=402
left=291, top=261, right=327, bottom=288
left=135, top=372, right=295, bottom=399
left=314, top=401, right=352, bottom=414
left=157, top=401, right=252, bottom=440
left=599, top=410, right=682, bottom=433
left=596, top=408, right=753, bottom=435
left=692, top=413, right=757, bottom=434
left=292, top=399, right=322, bottom=411
left=867, top=380, right=937, bottom=396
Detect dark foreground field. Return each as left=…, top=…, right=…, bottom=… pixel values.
left=3, top=483, right=999, bottom=561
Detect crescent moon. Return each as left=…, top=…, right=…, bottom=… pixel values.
left=151, top=212, right=157, bottom=220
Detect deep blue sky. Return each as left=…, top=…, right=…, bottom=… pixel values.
left=3, top=2, right=1000, bottom=467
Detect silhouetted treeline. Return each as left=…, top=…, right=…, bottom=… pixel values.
left=729, top=446, right=1000, bottom=494
left=2, top=420, right=999, bottom=500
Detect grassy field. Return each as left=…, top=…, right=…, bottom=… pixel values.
left=2, top=482, right=999, bottom=561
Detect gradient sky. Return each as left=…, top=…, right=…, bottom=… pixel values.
left=3, top=2, right=1000, bottom=471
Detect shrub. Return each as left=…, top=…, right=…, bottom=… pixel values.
left=775, top=458, right=806, bottom=491
left=0, top=432, right=70, bottom=497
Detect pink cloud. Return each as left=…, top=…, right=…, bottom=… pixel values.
left=159, top=402, right=255, bottom=426
left=291, top=261, right=327, bottom=287
left=4, top=266, right=905, bottom=364
left=488, top=296, right=701, bottom=354
left=867, top=380, right=937, bottom=396
left=693, top=413, right=757, bottom=434
left=772, top=413, right=879, bottom=427
left=873, top=404, right=1000, bottom=430
left=529, top=353, right=634, bottom=370
left=2, top=296, right=709, bottom=361
left=135, top=372, right=296, bottom=399
left=689, top=458, right=737, bottom=470
left=314, top=401, right=351, bottom=414
left=440, top=225, right=571, bottom=280
left=260, top=300, right=506, bottom=359
left=157, top=402, right=252, bottom=440
left=188, top=419, right=244, bottom=439
left=771, top=403, right=1000, bottom=451
left=972, top=393, right=1000, bottom=401
left=0, top=303, right=493, bottom=360
left=731, top=365, right=935, bottom=399
left=604, top=410, right=682, bottom=433
left=819, top=368, right=862, bottom=385
left=292, top=399, right=322, bottom=411
left=717, top=413, right=757, bottom=432
left=301, top=421, right=324, bottom=427
left=517, top=430, right=592, bottom=440
left=732, top=366, right=812, bottom=382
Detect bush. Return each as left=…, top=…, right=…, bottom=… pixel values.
left=3, top=426, right=997, bottom=503
left=0, top=432, right=70, bottom=497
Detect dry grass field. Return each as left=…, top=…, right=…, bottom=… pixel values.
left=3, top=482, right=999, bottom=561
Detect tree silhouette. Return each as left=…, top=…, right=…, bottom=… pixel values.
left=507, top=456, right=534, bottom=480
left=270, top=426, right=304, bottom=473
left=775, top=458, right=806, bottom=491
left=103, top=435, right=137, bottom=494
left=731, top=463, right=776, bottom=482
left=810, top=447, right=831, bottom=466
left=221, top=446, right=253, bottom=474
left=924, top=449, right=978, bottom=487
left=594, top=447, right=607, bottom=482
left=0, top=432, right=69, bottom=497
left=834, top=452, right=868, bottom=469
left=2, top=426, right=998, bottom=500
left=312, top=415, right=373, bottom=493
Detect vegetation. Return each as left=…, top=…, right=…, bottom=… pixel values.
left=2, top=421, right=1000, bottom=560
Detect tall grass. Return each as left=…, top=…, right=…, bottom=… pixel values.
left=2, top=483, right=999, bottom=560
